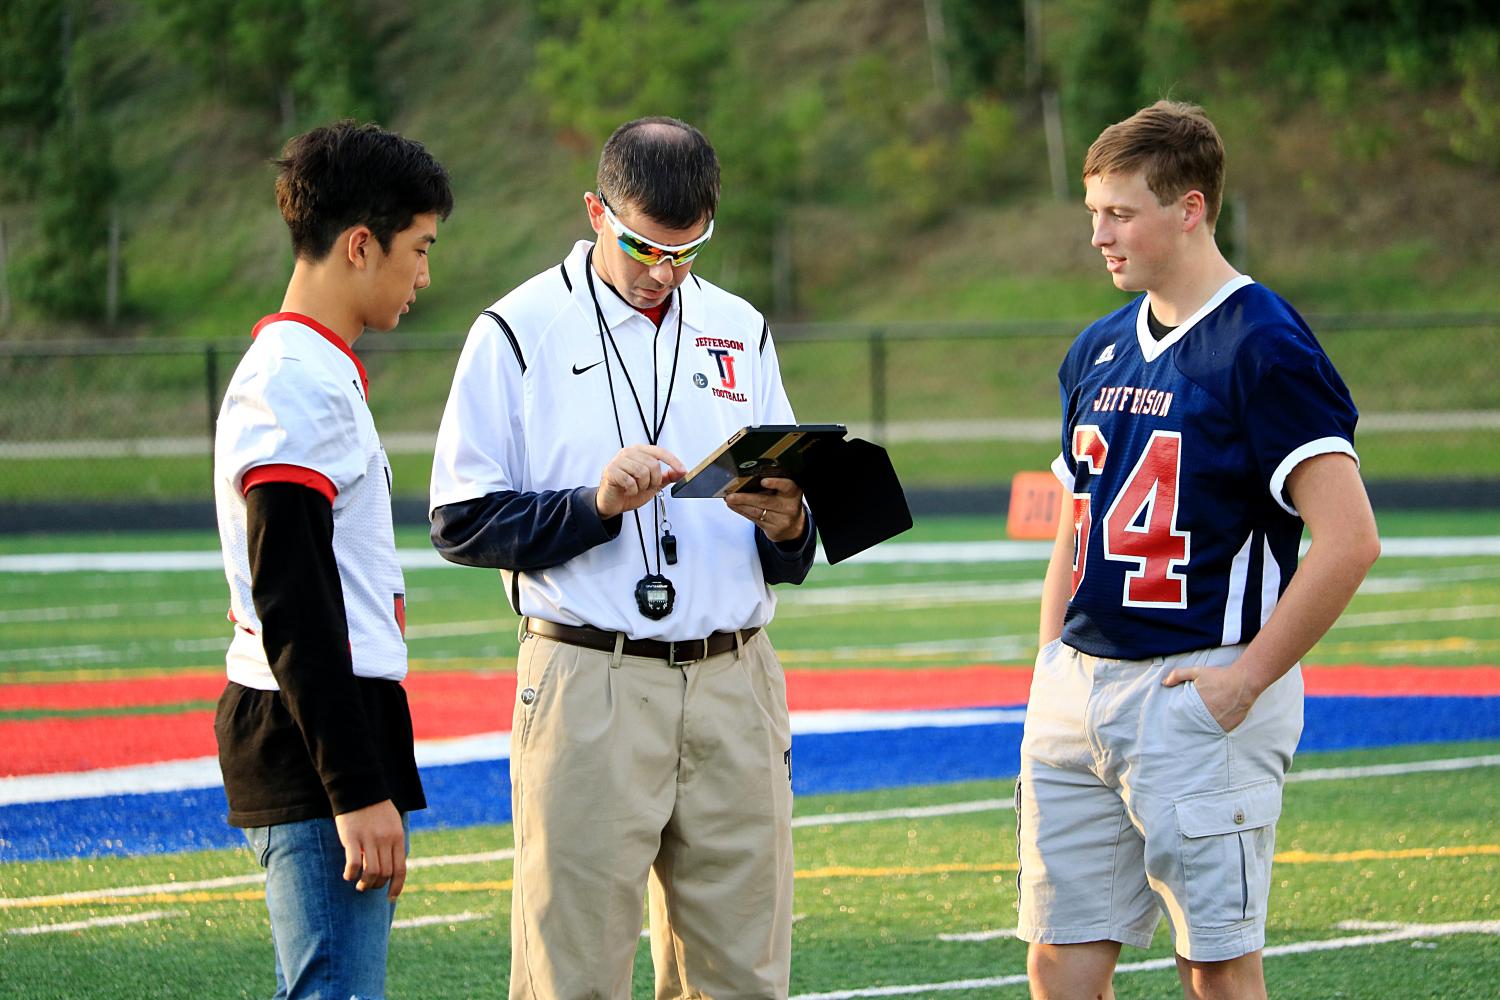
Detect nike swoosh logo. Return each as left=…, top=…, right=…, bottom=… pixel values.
left=571, top=360, right=603, bottom=375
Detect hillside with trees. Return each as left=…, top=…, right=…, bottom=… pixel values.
left=1, top=0, right=1497, bottom=339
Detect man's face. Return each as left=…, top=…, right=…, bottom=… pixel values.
left=1084, top=171, right=1185, bottom=294
left=586, top=193, right=708, bottom=310
left=363, top=212, right=438, bottom=331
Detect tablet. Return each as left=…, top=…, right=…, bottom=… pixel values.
left=670, top=424, right=848, bottom=499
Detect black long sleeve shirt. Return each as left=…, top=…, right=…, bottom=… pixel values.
left=431, top=486, right=818, bottom=586
left=214, top=482, right=425, bottom=828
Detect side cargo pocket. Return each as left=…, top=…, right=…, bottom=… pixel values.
left=1173, top=779, right=1281, bottom=928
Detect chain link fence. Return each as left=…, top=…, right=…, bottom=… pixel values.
left=1, top=315, right=1496, bottom=527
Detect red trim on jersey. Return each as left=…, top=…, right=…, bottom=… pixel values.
left=252, top=312, right=370, bottom=399
left=242, top=464, right=337, bottom=504
left=226, top=608, right=257, bottom=635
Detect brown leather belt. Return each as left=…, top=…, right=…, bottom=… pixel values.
left=522, top=618, right=759, bottom=665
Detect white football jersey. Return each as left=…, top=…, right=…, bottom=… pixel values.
left=214, top=313, right=408, bottom=690
left=430, top=242, right=799, bottom=639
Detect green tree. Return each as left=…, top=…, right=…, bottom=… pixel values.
left=146, top=0, right=382, bottom=132
left=529, top=0, right=803, bottom=306
left=1, top=0, right=124, bottom=326
left=18, top=121, right=118, bottom=321
left=1054, top=0, right=1152, bottom=181
left=529, top=0, right=742, bottom=140
left=940, top=0, right=1028, bottom=98
left=0, top=0, right=67, bottom=200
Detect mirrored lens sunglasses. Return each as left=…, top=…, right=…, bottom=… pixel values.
left=600, top=194, right=714, bottom=267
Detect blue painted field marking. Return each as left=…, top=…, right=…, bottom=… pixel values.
left=3, top=696, right=1498, bottom=862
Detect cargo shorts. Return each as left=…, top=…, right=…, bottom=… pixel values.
left=1015, top=639, right=1303, bottom=962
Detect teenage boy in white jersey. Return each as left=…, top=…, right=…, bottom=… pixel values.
left=430, top=116, right=814, bottom=999
left=1015, top=101, right=1380, bottom=999
left=213, top=121, right=451, bottom=1000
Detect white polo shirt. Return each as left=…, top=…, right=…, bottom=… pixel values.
left=430, top=241, right=799, bottom=640
left=215, top=313, right=408, bottom=690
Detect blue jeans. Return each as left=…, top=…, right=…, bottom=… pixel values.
left=245, top=815, right=407, bottom=1000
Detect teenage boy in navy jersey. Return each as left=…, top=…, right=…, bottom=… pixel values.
left=1015, top=101, right=1379, bottom=1000
left=213, top=121, right=451, bottom=1000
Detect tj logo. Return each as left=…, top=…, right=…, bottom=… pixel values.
left=706, top=348, right=737, bottom=389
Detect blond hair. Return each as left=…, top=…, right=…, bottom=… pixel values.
left=1082, top=101, right=1225, bottom=226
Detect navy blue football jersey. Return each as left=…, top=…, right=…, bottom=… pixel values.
left=1053, top=276, right=1358, bottom=660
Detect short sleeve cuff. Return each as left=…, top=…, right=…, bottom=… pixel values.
left=1269, top=437, right=1359, bottom=516
left=1051, top=453, right=1075, bottom=492
left=242, top=464, right=337, bottom=504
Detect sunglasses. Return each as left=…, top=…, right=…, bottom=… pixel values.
left=599, top=194, right=714, bottom=267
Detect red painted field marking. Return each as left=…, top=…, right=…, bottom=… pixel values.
left=0, top=675, right=224, bottom=712
left=1302, top=665, right=1500, bottom=697
left=3, top=665, right=1497, bottom=776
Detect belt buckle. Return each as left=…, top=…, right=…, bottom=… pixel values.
left=669, top=638, right=708, bottom=667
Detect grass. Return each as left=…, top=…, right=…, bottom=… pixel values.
left=0, top=431, right=1492, bottom=500
left=2, top=510, right=1498, bottom=683
left=1, top=743, right=1497, bottom=998
left=3, top=308, right=1495, bottom=502
left=5, top=0, right=1499, bottom=360
left=2, top=514, right=1498, bottom=995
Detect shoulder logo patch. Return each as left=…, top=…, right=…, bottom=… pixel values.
left=1093, top=343, right=1116, bottom=366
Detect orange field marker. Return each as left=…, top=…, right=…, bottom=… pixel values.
left=1006, top=471, right=1064, bottom=540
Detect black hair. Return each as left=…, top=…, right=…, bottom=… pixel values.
left=596, top=117, right=719, bottom=230
left=274, top=120, right=454, bottom=260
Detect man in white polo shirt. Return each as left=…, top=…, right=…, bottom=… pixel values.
left=430, top=116, right=814, bottom=999
left=214, top=121, right=452, bottom=1000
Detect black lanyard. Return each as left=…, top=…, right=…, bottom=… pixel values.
left=584, top=252, right=684, bottom=577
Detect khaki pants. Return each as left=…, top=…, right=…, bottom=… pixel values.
left=508, top=628, right=794, bottom=1000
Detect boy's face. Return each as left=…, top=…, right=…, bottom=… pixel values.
left=585, top=193, right=707, bottom=310
left=1084, top=171, right=1185, bottom=294
left=363, top=212, right=438, bottom=331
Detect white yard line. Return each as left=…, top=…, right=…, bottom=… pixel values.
left=403, top=620, right=506, bottom=640
left=0, top=851, right=514, bottom=910
left=5, top=909, right=186, bottom=936
left=0, top=636, right=232, bottom=664
left=786, top=635, right=1035, bottom=663
left=938, top=929, right=1013, bottom=942
left=790, top=709, right=1026, bottom=734
left=392, top=910, right=489, bottom=930
left=2, top=872, right=266, bottom=907
left=805, top=921, right=1500, bottom=998
left=0, top=730, right=522, bottom=806
left=0, top=709, right=1022, bottom=807
left=1329, top=604, right=1500, bottom=629
left=9, top=411, right=1495, bottom=460
left=793, top=799, right=1013, bottom=830
left=6, top=735, right=1497, bottom=815
left=781, top=581, right=1043, bottom=610
left=1285, top=753, right=1500, bottom=782
left=2, top=536, right=1495, bottom=575
left=0, top=599, right=221, bottom=625
left=1356, top=564, right=1500, bottom=595
left=0, top=562, right=1485, bottom=627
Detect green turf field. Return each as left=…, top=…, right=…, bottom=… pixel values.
left=3, top=512, right=1498, bottom=997
left=2, top=431, right=1495, bottom=500
left=2, top=742, right=1497, bottom=998
left=2, top=511, right=1497, bottom=682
